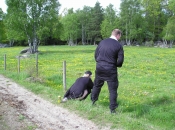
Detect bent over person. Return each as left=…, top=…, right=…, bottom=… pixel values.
left=62, top=71, right=93, bottom=102
left=91, top=29, right=124, bottom=113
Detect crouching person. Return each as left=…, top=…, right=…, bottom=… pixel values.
left=62, top=71, right=93, bottom=102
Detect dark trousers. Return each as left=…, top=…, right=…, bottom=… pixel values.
left=91, top=77, right=118, bottom=110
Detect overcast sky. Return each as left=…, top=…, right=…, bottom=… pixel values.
left=0, top=0, right=121, bottom=13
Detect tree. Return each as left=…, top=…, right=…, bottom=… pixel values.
left=87, top=1, right=104, bottom=44
left=101, top=4, right=120, bottom=39
left=163, top=0, right=175, bottom=47
left=5, top=0, right=60, bottom=53
left=76, top=6, right=92, bottom=45
left=120, top=0, right=146, bottom=45
left=0, top=8, right=4, bottom=41
left=142, top=0, right=165, bottom=41
left=0, top=8, right=7, bottom=43
left=60, top=8, right=80, bottom=46
left=168, top=0, right=175, bottom=15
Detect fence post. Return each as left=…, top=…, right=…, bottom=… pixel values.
left=4, top=54, right=6, bottom=70
left=18, top=56, right=20, bottom=73
left=36, top=53, right=38, bottom=76
left=63, top=61, right=66, bottom=91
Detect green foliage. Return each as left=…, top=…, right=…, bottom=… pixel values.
left=0, top=8, right=7, bottom=42
left=1, top=0, right=174, bottom=46
left=4, top=0, right=61, bottom=50
left=60, top=2, right=104, bottom=45
left=0, top=45, right=175, bottom=129
left=142, top=0, right=168, bottom=40
left=164, top=16, right=175, bottom=41
left=76, top=6, right=92, bottom=45
left=101, top=4, right=119, bottom=39
left=60, top=8, right=80, bottom=44
left=168, top=0, right=175, bottom=14
left=120, top=0, right=147, bottom=43
left=87, top=2, right=104, bottom=42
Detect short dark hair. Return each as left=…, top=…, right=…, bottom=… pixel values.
left=85, top=71, right=92, bottom=76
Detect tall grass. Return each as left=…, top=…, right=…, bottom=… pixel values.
left=0, top=45, right=175, bottom=130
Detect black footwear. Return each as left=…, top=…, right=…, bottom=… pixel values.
left=110, top=109, right=116, bottom=114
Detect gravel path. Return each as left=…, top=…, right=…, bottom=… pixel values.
left=0, top=75, right=110, bottom=130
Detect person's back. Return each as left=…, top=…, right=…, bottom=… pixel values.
left=91, top=29, right=124, bottom=113
left=68, top=77, right=92, bottom=98
left=63, top=71, right=93, bottom=102
left=95, top=38, right=124, bottom=81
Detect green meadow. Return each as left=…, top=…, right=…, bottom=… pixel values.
left=0, top=45, right=175, bottom=130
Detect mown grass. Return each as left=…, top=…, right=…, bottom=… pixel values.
left=0, top=45, right=175, bottom=130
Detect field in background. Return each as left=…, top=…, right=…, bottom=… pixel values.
left=0, top=45, right=175, bottom=130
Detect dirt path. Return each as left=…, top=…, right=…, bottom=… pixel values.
left=0, top=75, right=109, bottom=130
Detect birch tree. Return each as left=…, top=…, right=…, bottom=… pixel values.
left=163, top=0, right=175, bottom=47
left=5, top=0, right=60, bottom=53
left=120, top=0, right=145, bottom=45
left=76, top=6, right=91, bottom=45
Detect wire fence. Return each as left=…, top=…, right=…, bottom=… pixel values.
left=1, top=53, right=68, bottom=91
left=1, top=53, right=95, bottom=92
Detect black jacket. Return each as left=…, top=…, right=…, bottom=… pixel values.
left=64, top=77, right=93, bottom=99
left=95, top=38, right=124, bottom=81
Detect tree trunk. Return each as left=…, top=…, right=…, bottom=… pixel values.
left=170, top=41, right=173, bottom=48
left=126, top=38, right=131, bottom=45
left=33, top=37, right=38, bottom=53
left=68, top=35, right=74, bottom=46
left=82, top=24, right=85, bottom=45
left=28, top=39, right=33, bottom=54
left=9, top=39, right=14, bottom=47
left=126, top=23, right=129, bottom=45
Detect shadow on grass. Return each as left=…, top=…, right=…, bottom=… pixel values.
left=120, top=95, right=172, bottom=117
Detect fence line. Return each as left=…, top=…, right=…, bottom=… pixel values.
left=63, top=61, right=66, bottom=91
left=1, top=54, right=93, bottom=91
left=2, top=54, right=68, bottom=91
left=18, top=56, right=20, bottom=73
left=36, top=53, right=38, bottom=76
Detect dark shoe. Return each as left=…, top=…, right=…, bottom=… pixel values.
left=110, top=109, right=116, bottom=114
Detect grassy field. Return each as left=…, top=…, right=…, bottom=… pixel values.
left=0, top=45, right=175, bottom=130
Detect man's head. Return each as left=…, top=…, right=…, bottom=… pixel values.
left=111, top=29, right=122, bottom=40
left=84, top=71, right=92, bottom=77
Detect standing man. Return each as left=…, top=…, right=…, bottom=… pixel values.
left=91, top=29, right=124, bottom=113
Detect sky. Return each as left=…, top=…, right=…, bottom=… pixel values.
left=0, top=0, right=121, bottom=13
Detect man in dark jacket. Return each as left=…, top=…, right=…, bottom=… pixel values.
left=62, top=71, right=93, bottom=102
left=91, top=29, right=124, bottom=113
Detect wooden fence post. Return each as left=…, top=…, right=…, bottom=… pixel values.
left=63, top=61, right=66, bottom=91
left=4, top=54, right=6, bottom=70
left=18, top=56, right=20, bottom=73
left=36, top=53, right=38, bottom=76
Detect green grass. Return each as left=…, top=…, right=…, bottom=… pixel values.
left=0, top=45, right=175, bottom=130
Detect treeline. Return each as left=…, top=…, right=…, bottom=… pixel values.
left=0, top=0, right=175, bottom=52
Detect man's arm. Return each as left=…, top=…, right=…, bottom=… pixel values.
left=117, top=45, right=124, bottom=67
left=95, top=45, right=100, bottom=61
left=78, top=89, right=88, bottom=100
